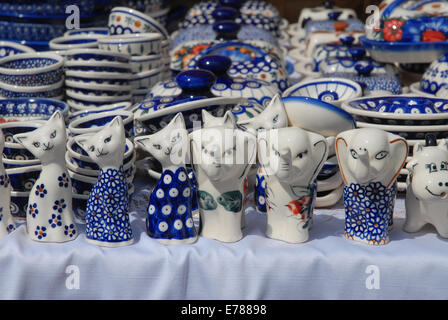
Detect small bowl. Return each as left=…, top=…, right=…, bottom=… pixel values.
left=0, top=79, right=64, bottom=99
left=65, top=69, right=132, bottom=82
left=66, top=100, right=132, bottom=117
left=109, top=6, right=169, bottom=39
left=3, top=157, right=40, bottom=169
left=0, top=121, right=44, bottom=162
left=10, top=190, right=30, bottom=219
left=64, top=27, right=109, bottom=37
left=66, top=86, right=132, bottom=98
left=6, top=164, right=41, bottom=192
left=282, top=77, right=362, bottom=107
left=64, top=48, right=130, bottom=63
left=65, top=79, right=132, bottom=94
left=130, top=54, right=162, bottom=73
left=65, top=90, right=132, bottom=107
left=68, top=110, right=134, bottom=138
left=49, top=34, right=105, bottom=51
left=67, top=137, right=135, bottom=171
left=98, top=33, right=163, bottom=56
left=0, top=98, right=68, bottom=122
left=65, top=59, right=132, bottom=73
left=0, top=40, right=35, bottom=58
left=130, top=67, right=162, bottom=89
left=0, top=52, right=64, bottom=86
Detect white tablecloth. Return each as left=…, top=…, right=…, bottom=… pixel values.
left=1, top=177, right=447, bottom=300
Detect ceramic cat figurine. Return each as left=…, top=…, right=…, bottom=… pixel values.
left=0, top=130, right=15, bottom=240
left=336, top=128, right=408, bottom=245
left=404, top=136, right=448, bottom=237
left=258, top=127, right=328, bottom=243
left=14, top=111, right=78, bottom=243
left=76, top=116, right=133, bottom=247
left=190, top=125, right=257, bottom=242
left=238, top=94, right=289, bottom=214
left=135, top=113, right=197, bottom=245
left=202, top=109, right=236, bottom=129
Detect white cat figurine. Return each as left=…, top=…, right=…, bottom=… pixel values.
left=14, top=111, right=78, bottom=243
left=135, top=113, right=197, bottom=245
left=0, top=129, right=15, bottom=240
left=202, top=109, right=236, bottom=129
left=76, top=116, right=134, bottom=247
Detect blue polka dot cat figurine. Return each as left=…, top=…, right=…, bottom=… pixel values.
left=0, top=129, right=15, bottom=240
left=13, top=111, right=78, bottom=243
left=75, top=116, right=133, bottom=247
left=335, top=128, right=408, bottom=245
left=135, top=113, right=198, bottom=245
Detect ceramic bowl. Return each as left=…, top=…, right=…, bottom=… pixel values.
left=0, top=52, right=64, bottom=86
left=64, top=48, right=130, bottom=63
left=68, top=110, right=134, bottom=138
left=0, top=41, right=35, bottom=58
left=355, top=121, right=448, bottom=140
left=282, top=77, right=362, bottom=107
left=0, top=97, right=68, bottom=122
left=68, top=101, right=132, bottom=121
left=64, top=27, right=109, bottom=37
left=282, top=96, right=356, bottom=137
left=65, top=90, right=132, bottom=108
left=129, top=54, right=162, bottom=73
left=65, top=59, right=132, bottom=73
left=0, top=79, right=64, bottom=99
left=130, top=67, right=163, bottom=89
left=49, top=34, right=105, bottom=51
left=315, top=185, right=344, bottom=208
left=6, top=164, right=41, bottom=192
left=0, top=121, right=44, bottom=162
left=0, top=20, right=66, bottom=43
left=65, top=69, right=132, bottom=83
left=109, top=6, right=169, bottom=39
left=420, top=52, right=448, bottom=95
left=10, top=190, right=30, bottom=219
left=98, top=33, right=163, bottom=56
left=65, top=79, right=132, bottom=95
left=67, top=137, right=135, bottom=171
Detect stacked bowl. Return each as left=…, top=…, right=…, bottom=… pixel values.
left=342, top=94, right=448, bottom=191
left=106, top=7, right=172, bottom=103
left=67, top=110, right=136, bottom=220
left=64, top=49, right=133, bottom=112
left=0, top=52, right=64, bottom=99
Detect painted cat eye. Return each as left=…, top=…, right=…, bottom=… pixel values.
left=273, top=115, right=279, bottom=123
left=50, top=130, right=57, bottom=139
left=33, top=142, right=40, bottom=148
left=350, top=149, right=358, bottom=159
left=426, top=163, right=438, bottom=173
left=89, top=145, right=95, bottom=152
left=153, top=144, right=161, bottom=150
left=375, top=151, right=389, bottom=160
left=272, top=145, right=280, bottom=156
left=441, top=161, right=448, bottom=171
left=104, top=136, right=112, bottom=143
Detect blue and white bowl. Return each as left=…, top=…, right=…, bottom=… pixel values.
left=0, top=79, right=64, bottom=99
left=0, top=52, right=64, bottom=87
left=0, top=41, right=35, bottom=59
left=68, top=101, right=132, bottom=121
left=64, top=48, right=130, bottom=64
left=49, top=34, right=105, bottom=51
left=10, top=191, right=30, bottom=219
left=130, top=54, right=162, bottom=73
left=65, top=69, right=132, bottom=84
left=420, top=51, right=448, bottom=95
left=68, top=110, right=134, bottom=138
left=65, top=79, right=132, bottom=98
left=130, top=67, right=163, bottom=90
left=65, top=59, right=132, bottom=73
left=0, top=20, right=66, bottom=42
left=98, top=33, right=163, bottom=56
left=0, top=121, right=44, bottom=163
left=0, top=98, right=68, bottom=122
left=282, top=77, right=362, bottom=107
left=65, top=90, right=132, bottom=109
left=6, top=164, right=41, bottom=192
left=64, top=27, right=109, bottom=37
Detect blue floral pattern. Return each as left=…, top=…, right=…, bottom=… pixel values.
left=255, top=173, right=266, bottom=213
left=34, top=184, right=47, bottom=198
left=147, top=167, right=196, bottom=241
left=28, top=203, right=39, bottom=218
left=85, top=166, right=133, bottom=244
left=344, top=182, right=396, bottom=245
left=58, top=173, right=69, bottom=188
left=0, top=175, right=9, bottom=188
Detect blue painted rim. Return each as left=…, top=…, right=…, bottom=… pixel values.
left=293, top=80, right=358, bottom=93
left=111, top=9, right=168, bottom=39
left=281, top=96, right=356, bottom=127
left=360, top=36, right=448, bottom=52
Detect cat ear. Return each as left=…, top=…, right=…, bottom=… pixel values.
left=201, top=110, right=214, bottom=126
left=107, top=116, right=124, bottom=129
left=170, top=113, right=186, bottom=130
left=49, top=110, right=65, bottom=127
left=222, top=111, right=236, bottom=129
left=134, top=136, right=150, bottom=149
left=75, top=135, right=90, bottom=149
left=267, top=93, right=282, bottom=111
left=13, top=133, right=29, bottom=145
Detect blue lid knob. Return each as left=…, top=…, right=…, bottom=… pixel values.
left=212, top=6, right=238, bottom=21
left=324, top=0, right=335, bottom=9
left=340, top=35, right=355, bottom=46
left=355, top=62, right=374, bottom=76
left=219, top=0, right=243, bottom=9
left=328, top=11, right=342, bottom=20
left=176, top=69, right=216, bottom=99
left=349, top=47, right=366, bottom=60
left=197, top=55, right=232, bottom=77
left=213, top=20, right=240, bottom=40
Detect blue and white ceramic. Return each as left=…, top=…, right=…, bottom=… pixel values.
left=0, top=20, right=66, bottom=42
left=0, top=79, right=64, bottom=99
left=0, top=52, right=64, bottom=87
left=98, top=33, right=163, bottom=56
left=130, top=67, right=163, bottom=90
left=355, top=121, right=448, bottom=140
left=68, top=169, right=134, bottom=197
left=66, top=90, right=132, bottom=109
left=49, top=34, right=104, bottom=51
left=6, top=164, right=41, bottom=192
left=64, top=48, right=131, bottom=64
left=130, top=54, right=162, bottom=73
left=304, top=18, right=364, bottom=38
left=282, top=77, right=362, bottom=107
left=0, top=98, right=68, bottom=121
left=109, top=6, right=169, bottom=39
left=65, top=60, right=132, bottom=74
left=10, top=191, right=30, bottom=219
left=0, top=41, right=35, bottom=59
left=64, top=27, right=109, bottom=37
left=0, top=0, right=97, bottom=17
left=419, top=51, right=448, bottom=95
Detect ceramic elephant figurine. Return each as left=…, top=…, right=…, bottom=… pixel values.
left=257, top=127, right=328, bottom=243
left=404, top=137, right=448, bottom=237
left=335, top=128, right=408, bottom=245
left=190, top=125, right=257, bottom=242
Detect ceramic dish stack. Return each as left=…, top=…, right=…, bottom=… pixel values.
left=342, top=94, right=448, bottom=191
left=0, top=52, right=64, bottom=100
left=64, top=49, right=133, bottom=113
left=106, top=7, right=171, bottom=103
left=67, top=110, right=136, bottom=221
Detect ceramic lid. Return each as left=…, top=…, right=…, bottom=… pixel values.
left=304, top=18, right=364, bottom=38
left=420, top=51, right=448, bottom=95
